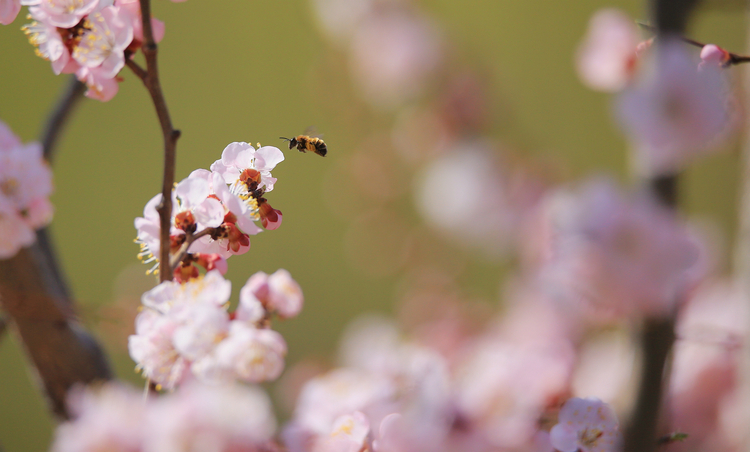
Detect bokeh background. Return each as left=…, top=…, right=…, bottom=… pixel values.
left=0, top=0, right=745, bottom=450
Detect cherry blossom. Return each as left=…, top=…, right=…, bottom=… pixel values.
left=617, top=39, right=736, bottom=175
left=549, top=397, right=620, bottom=452
left=210, top=142, right=284, bottom=192
left=213, top=322, right=288, bottom=383
left=576, top=9, right=640, bottom=92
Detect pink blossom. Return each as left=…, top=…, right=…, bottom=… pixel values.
left=32, top=0, right=98, bottom=28
left=549, top=397, right=620, bottom=452
left=23, top=7, right=73, bottom=75
left=51, top=383, right=147, bottom=452
left=0, top=0, right=21, bottom=25
left=539, top=178, right=699, bottom=319
left=700, top=44, right=731, bottom=69
left=575, top=9, right=640, bottom=92
left=115, top=0, right=165, bottom=45
left=210, top=142, right=284, bottom=192
left=312, top=412, right=370, bottom=452
left=616, top=39, right=737, bottom=175
left=128, top=309, right=188, bottom=390
left=310, top=0, right=374, bottom=44
left=0, top=199, right=36, bottom=258
left=349, top=12, right=443, bottom=110
left=173, top=174, right=224, bottom=231
left=241, top=269, right=304, bottom=319
left=145, top=382, right=277, bottom=452
left=71, top=6, right=134, bottom=101
left=0, top=120, right=54, bottom=258
left=213, top=322, right=288, bottom=383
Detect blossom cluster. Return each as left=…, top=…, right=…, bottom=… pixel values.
left=0, top=119, right=53, bottom=258
left=135, top=142, right=284, bottom=280
left=0, top=0, right=181, bottom=101
left=577, top=9, right=738, bottom=175
left=51, top=382, right=277, bottom=452
left=129, top=268, right=303, bottom=390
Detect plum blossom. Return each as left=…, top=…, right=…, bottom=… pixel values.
left=51, top=382, right=278, bottom=452
left=51, top=383, right=147, bottom=452
left=23, top=7, right=73, bottom=74
left=31, top=0, right=98, bottom=28
left=549, top=397, right=620, bottom=452
left=71, top=6, right=134, bottom=100
left=0, top=119, right=53, bottom=258
left=700, top=44, right=731, bottom=69
left=617, top=39, right=737, bottom=175
left=211, top=142, right=285, bottom=192
left=539, top=178, right=700, bottom=319
left=576, top=9, right=640, bottom=92
left=241, top=269, right=305, bottom=319
left=213, top=322, right=288, bottom=383
left=0, top=0, right=22, bottom=24
left=130, top=269, right=298, bottom=388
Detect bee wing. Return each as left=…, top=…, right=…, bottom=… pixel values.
left=303, top=126, right=324, bottom=139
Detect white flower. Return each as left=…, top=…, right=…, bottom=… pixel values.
left=214, top=322, right=287, bottom=383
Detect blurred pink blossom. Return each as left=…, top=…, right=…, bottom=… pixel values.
left=576, top=9, right=640, bottom=92
left=0, top=119, right=54, bottom=258
left=539, top=178, right=700, bottom=320
left=349, top=11, right=443, bottom=109
left=549, top=397, right=620, bottom=452
left=617, top=39, right=737, bottom=175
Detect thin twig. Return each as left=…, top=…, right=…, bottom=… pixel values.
left=638, top=21, right=750, bottom=66
left=137, top=0, right=181, bottom=282
left=168, top=227, right=217, bottom=273
left=41, top=77, right=85, bottom=163
left=125, top=59, right=148, bottom=81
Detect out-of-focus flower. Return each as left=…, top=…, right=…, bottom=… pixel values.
left=539, top=178, right=700, bottom=320
left=51, top=383, right=147, bottom=452
left=0, top=119, right=54, bottom=258
left=146, top=382, right=277, bottom=452
left=310, top=412, right=370, bottom=452
left=310, top=0, right=374, bottom=44
left=549, top=397, right=620, bottom=452
left=617, top=39, right=737, bottom=175
left=241, top=269, right=304, bottom=319
left=667, top=280, right=749, bottom=448
left=415, top=141, right=543, bottom=259
left=349, top=11, right=443, bottom=110
left=576, top=9, right=640, bottom=92
left=51, top=382, right=278, bottom=452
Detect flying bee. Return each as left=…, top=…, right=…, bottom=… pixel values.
left=280, top=134, right=327, bottom=157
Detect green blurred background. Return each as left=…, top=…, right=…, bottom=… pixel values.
left=0, top=0, right=745, bottom=450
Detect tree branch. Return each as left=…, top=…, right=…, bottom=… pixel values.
left=638, top=21, right=750, bottom=66
left=0, top=77, right=112, bottom=419
left=136, top=0, right=180, bottom=282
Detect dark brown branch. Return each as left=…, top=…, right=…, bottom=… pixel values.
left=638, top=21, right=750, bottom=66
left=168, top=227, right=217, bottom=273
left=41, top=77, right=86, bottom=163
left=0, top=78, right=112, bottom=419
left=125, top=58, right=148, bottom=81
left=137, top=0, right=180, bottom=282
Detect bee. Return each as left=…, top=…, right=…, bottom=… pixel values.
left=280, top=134, right=327, bottom=157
